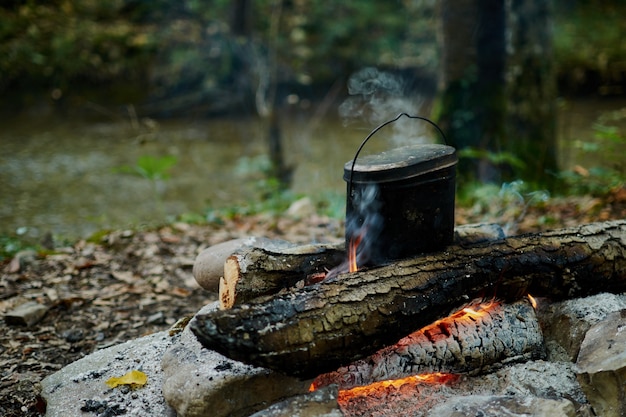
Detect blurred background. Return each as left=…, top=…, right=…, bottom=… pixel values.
left=0, top=0, right=624, bottom=243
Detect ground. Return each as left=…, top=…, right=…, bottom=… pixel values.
left=1, top=188, right=625, bottom=417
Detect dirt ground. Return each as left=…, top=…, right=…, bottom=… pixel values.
left=1, top=188, right=625, bottom=417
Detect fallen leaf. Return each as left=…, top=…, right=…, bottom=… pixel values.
left=105, top=369, right=148, bottom=389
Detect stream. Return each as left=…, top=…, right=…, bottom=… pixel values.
left=1, top=98, right=624, bottom=242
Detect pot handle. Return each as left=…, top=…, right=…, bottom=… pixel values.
left=348, top=113, right=448, bottom=197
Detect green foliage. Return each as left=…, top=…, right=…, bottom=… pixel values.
left=0, top=229, right=37, bottom=261
left=115, top=155, right=177, bottom=181
left=556, top=167, right=623, bottom=196
left=553, top=1, right=626, bottom=93
left=0, top=1, right=157, bottom=90
left=231, top=154, right=300, bottom=216
left=558, top=107, right=626, bottom=196
left=458, top=180, right=550, bottom=232
left=457, top=147, right=526, bottom=171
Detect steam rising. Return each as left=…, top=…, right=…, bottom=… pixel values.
left=339, top=67, right=430, bottom=146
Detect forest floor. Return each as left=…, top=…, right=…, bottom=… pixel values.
left=1, top=186, right=625, bottom=417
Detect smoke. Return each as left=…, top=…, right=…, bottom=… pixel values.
left=339, top=67, right=431, bottom=146
left=326, top=183, right=384, bottom=279
left=347, top=183, right=384, bottom=264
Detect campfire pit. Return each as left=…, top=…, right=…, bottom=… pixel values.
left=186, top=220, right=626, bottom=416
left=192, top=220, right=626, bottom=379
left=189, top=117, right=626, bottom=416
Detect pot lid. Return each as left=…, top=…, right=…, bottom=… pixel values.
left=344, top=144, right=457, bottom=183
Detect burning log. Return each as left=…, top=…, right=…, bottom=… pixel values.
left=311, top=299, right=543, bottom=390
left=192, top=220, right=626, bottom=378
left=220, top=224, right=505, bottom=309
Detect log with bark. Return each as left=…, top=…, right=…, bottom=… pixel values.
left=191, top=220, right=626, bottom=379
left=311, top=300, right=543, bottom=390
left=220, top=243, right=345, bottom=309
left=220, top=224, right=505, bottom=309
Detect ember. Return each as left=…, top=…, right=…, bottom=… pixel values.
left=336, top=372, right=459, bottom=403
left=310, top=299, right=543, bottom=393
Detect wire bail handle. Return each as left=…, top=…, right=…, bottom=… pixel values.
left=348, top=113, right=449, bottom=198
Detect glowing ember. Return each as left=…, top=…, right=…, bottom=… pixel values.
left=444, top=299, right=498, bottom=323
left=336, top=373, right=458, bottom=402
left=527, top=294, right=537, bottom=309
left=348, top=235, right=362, bottom=273
left=310, top=300, right=501, bottom=394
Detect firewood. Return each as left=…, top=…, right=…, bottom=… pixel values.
left=220, top=243, right=345, bottom=309
left=311, top=300, right=543, bottom=390
left=192, top=220, right=626, bottom=378
left=220, top=223, right=505, bottom=309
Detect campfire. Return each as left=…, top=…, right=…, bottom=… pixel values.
left=192, top=219, right=626, bottom=416
left=190, top=117, right=626, bottom=415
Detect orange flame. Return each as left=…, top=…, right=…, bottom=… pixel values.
left=348, top=235, right=362, bottom=273
left=337, top=373, right=458, bottom=402
left=527, top=294, right=537, bottom=309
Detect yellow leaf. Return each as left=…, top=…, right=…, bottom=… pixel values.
left=105, top=370, right=148, bottom=389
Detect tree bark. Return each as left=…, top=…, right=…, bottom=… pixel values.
left=220, top=224, right=505, bottom=309
left=437, top=0, right=557, bottom=185
left=220, top=243, right=345, bottom=309
left=438, top=0, right=506, bottom=182
left=191, top=220, right=626, bottom=379
left=311, top=300, right=542, bottom=390
left=506, top=0, right=558, bottom=186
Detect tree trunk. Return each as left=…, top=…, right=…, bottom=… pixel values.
left=506, top=0, right=558, bottom=186
left=437, top=0, right=557, bottom=185
left=438, top=0, right=506, bottom=182
left=191, top=220, right=626, bottom=379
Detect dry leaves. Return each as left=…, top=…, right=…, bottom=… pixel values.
left=0, top=215, right=343, bottom=417
left=1, top=189, right=625, bottom=416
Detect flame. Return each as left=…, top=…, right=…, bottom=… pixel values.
left=527, top=294, right=537, bottom=309
left=336, top=373, right=458, bottom=402
left=348, top=235, right=362, bottom=273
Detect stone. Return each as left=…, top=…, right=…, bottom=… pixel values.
left=576, top=309, right=626, bottom=417
left=453, top=223, right=505, bottom=245
left=427, top=395, right=577, bottom=417
left=535, top=292, right=626, bottom=361
left=41, top=331, right=177, bottom=417
left=285, top=197, right=316, bottom=219
left=249, top=385, right=343, bottom=417
left=4, top=301, right=49, bottom=326
left=192, top=237, right=292, bottom=292
left=161, top=303, right=311, bottom=417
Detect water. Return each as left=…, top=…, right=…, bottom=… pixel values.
left=1, top=99, right=624, bottom=242
left=0, top=112, right=394, bottom=241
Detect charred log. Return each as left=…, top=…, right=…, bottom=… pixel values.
left=192, top=220, right=626, bottom=378
left=311, top=300, right=543, bottom=390
left=221, top=224, right=505, bottom=309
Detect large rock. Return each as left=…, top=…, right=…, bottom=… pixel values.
left=535, top=292, right=626, bottom=361
left=161, top=303, right=311, bottom=417
left=576, top=309, right=626, bottom=417
left=249, top=385, right=343, bottom=417
left=427, top=395, right=577, bottom=417
left=41, top=330, right=176, bottom=416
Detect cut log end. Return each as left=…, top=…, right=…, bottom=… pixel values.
left=220, top=256, right=241, bottom=309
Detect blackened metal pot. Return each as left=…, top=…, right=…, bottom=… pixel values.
left=344, top=113, right=457, bottom=264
